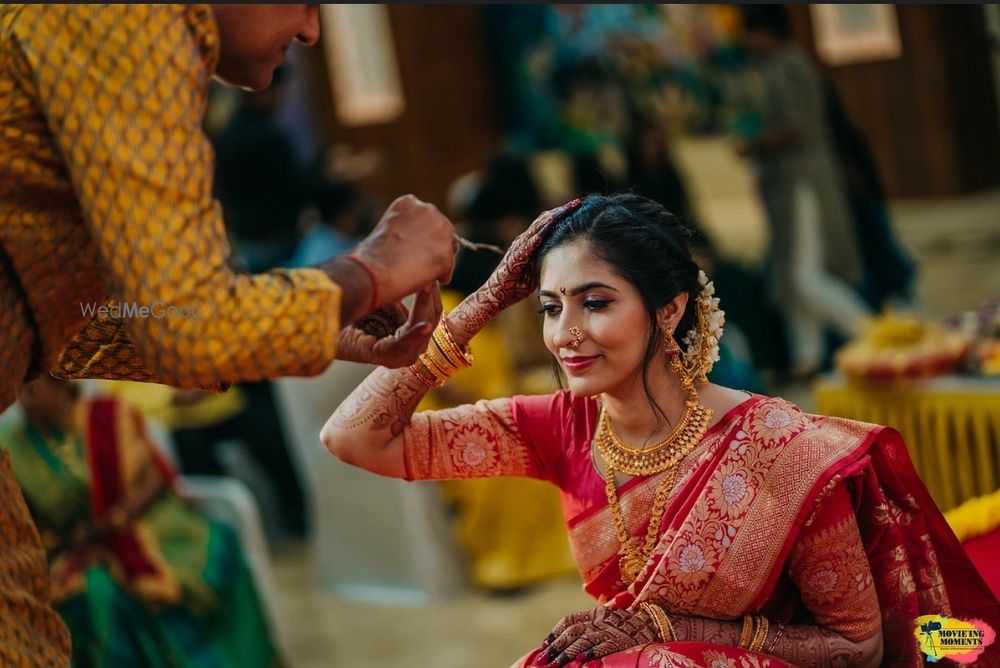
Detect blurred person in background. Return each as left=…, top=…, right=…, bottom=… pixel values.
left=421, top=155, right=577, bottom=591
left=738, top=6, right=873, bottom=378
left=1, top=378, right=280, bottom=668
left=0, top=5, right=457, bottom=662
left=213, top=67, right=303, bottom=273
left=624, top=113, right=692, bottom=227
left=288, top=142, right=384, bottom=269
left=324, top=194, right=997, bottom=667
left=824, top=81, right=917, bottom=312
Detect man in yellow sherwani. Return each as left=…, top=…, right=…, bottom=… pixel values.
left=0, top=5, right=456, bottom=664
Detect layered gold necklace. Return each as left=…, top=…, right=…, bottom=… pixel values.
left=595, top=395, right=712, bottom=582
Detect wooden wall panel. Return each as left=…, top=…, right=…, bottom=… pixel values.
left=299, top=5, right=501, bottom=209
left=789, top=5, right=1000, bottom=198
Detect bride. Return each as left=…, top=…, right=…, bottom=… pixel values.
left=321, top=194, right=998, bottom=667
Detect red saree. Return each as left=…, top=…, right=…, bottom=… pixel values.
left=403, top=392, right=1000, bottom=666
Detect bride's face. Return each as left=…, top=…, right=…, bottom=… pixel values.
left=538, top=240, right=654, bottom=399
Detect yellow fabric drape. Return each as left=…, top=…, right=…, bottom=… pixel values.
left=815, top=376, right=1000, bottom=511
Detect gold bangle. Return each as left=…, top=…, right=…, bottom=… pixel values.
left=431, top=336, right=463, bottom=369
left=409, top=362, right=439, bottom=388
left=640, top=603, right=672, bottom=642
left=433, top=315, right=473, bottom=367
left=750, top=615, right=769, bottom=652
left=662, top=610, right=677, bottom=643
left=420, top=339, right=461, bottom=380
left=422, top=342, right=457, bottom=376
left=418, top=355, right=450, bottom=386
left=738, top=615, right=754, bottom=649
left=766, top=622, right=785, bottom=654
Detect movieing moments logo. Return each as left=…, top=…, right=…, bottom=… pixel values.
left=916, top=614, right=996, bottom=664
left=79, top=301, right=204, bottom=319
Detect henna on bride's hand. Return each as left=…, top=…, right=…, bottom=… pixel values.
left=332, top=368, right=427, bottom=437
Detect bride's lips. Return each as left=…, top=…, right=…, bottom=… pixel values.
left=561, top=355, right=599, bottom=374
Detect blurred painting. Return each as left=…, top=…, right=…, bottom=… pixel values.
left=811, top=4, right=902, bottom=66
left=321, top=4, right=405, bottom=127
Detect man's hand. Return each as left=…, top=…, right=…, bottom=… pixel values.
left=353, top=195, right=457, bottom=305
left=335, top=284, right=443, bottom=368
left=534, top=606, right=660, bottom=667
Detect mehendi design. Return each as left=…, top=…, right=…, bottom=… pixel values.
left=450, top=200, right=581, bottom=345
left=332, top=366, right=428, bottom=437
left=664, top=614, right=878, bottom=668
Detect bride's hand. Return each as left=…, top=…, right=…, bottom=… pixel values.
left=474, top=199, right=581, bottom=315
left=335, top=284, right=442, bottom=368
left=534, top=606, right=660, bottom=666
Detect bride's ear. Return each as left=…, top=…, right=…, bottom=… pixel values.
left=655, top=292, right=690, bottom=333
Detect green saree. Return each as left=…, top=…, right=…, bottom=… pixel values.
left=0, top=395, right=279, bottom=668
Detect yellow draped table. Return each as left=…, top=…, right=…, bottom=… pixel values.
left=815, top=375, right=1000, bottom=512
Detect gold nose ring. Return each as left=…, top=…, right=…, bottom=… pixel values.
left=568, top=327, right=584, bottom=349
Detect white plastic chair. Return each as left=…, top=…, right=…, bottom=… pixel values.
left=178, top=474, right=286, bottom=650
left=274, top=360, right=465, bottom=605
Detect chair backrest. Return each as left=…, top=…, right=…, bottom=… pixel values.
left=273, top=361, right=465, bottom=604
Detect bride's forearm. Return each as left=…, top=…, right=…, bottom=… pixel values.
left=668, top=615, right=881, bottom=668
left=321, top=365, right=430, bottom=473
left=447, top=291, right=500, bottom=348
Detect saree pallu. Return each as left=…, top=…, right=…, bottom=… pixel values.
left=1, top=396, right=278, bottom=668
left=504, top=394, right=1000, bottom=667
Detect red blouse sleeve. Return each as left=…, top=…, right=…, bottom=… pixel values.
left=787, top=482, right=882, bottom=642
left=402, top=397, right=549, bottom=482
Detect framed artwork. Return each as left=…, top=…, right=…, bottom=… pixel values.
left=810, top=4, right=903, bottom=66
left=321, top=4, right=405, bottom=126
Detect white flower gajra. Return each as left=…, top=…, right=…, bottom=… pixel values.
left=681, top=270, right=726, bottom=380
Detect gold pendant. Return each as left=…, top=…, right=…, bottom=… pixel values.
left=620, top=555, right=642, bottom=582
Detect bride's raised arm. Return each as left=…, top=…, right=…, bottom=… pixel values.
left=320, top=200, right=580, bottom=478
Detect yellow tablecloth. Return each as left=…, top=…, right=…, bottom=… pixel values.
left=815, top=375, right=1000, bottom=512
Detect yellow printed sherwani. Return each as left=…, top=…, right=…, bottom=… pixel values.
left=0, top=5, right=343, bottom=663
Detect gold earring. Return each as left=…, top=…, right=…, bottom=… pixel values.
left=666, top=331, right=694, bottom=394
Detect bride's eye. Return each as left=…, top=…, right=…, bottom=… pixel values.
left=537, top=303, right=561, bottom=317
left=583, top=299, right=612, bottom=311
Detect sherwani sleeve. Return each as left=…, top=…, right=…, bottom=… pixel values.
left=13, top=5, right=341, bottom=388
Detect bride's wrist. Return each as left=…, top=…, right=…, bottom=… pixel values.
left=449, top=298, right=498, bottom=346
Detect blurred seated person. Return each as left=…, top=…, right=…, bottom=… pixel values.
left=1, top=377, right=279, bottom=668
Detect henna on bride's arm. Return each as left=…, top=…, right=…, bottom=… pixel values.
left=767, top=623, right=881, bottom=668
left=667, top=614, right=882, bottom=668
left=326, top=366, right=429, bottom=440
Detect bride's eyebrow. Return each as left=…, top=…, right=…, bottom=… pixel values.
left=538, top=282, right=619, bottom=298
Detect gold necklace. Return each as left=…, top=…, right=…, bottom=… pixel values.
left=595, top=398, right=712, bottom=476
left=596, top=396, right=711, bottom=583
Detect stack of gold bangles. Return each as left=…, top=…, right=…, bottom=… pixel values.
left=739, top=614, right=771, bottom=652
left=410, top=314, right=473, bottom=387
left=640, top=602, right=676, bottom=643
